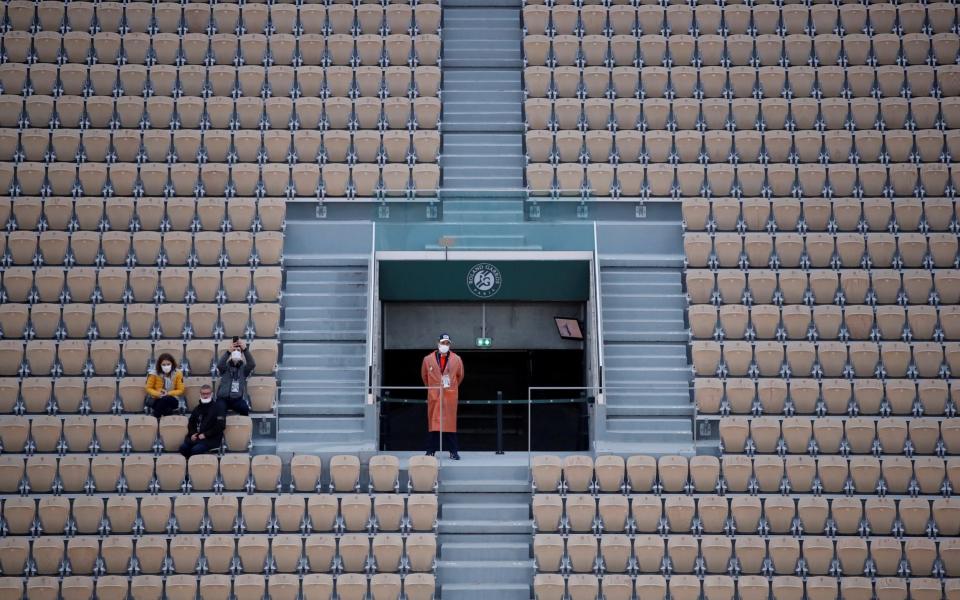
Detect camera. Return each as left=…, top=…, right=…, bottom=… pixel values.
left=232, top=336, right=240, bottom=344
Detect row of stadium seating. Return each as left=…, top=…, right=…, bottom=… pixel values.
left=0, top=94, right=441, bottom=130
left=683, top=197, right=960, bottom=232
left=0, top=66, right=443, bottom=98
left=533, top=492, right=959, bottom=536
left=522, top=3, right=959, bottom=37
left=525, top=97, right=960, bottom=135
left=0, top=197, right=286, bottom=231
left=1, top=1, right=441, bottom=36
left=685, top=269, right=960, bottom=305
left=0, top=129, right=441, bottom=165
left=0, top=161, right=441, bottom=197
left=526, top=161, right=960, bottom=198
left=534, top=532, right=960, bottom=576
left=0, top=339, right=279, bottom=376
left=534, top=573, right=953, bottom=600
left=530, top=454, right=960, bottom=495
left=1, top=230, right=284, bottom=266
left=0, top=303, right=281, bottom=340
left=1, top=33, right=442, bottom=67
left=0, top=376, right=275, bottom=414
left=0, top=533, right=437, bottom=575
left=689, top=304, right=960, bottom=340
left=694, top=377, right=956, bottom=416
left=0, top=494, right=439, bottom=535
left=0, top=573, right=437, bottom=600
left=0, top=414, right=252, bottom=456
left=1, top=266, right=283, bottom=304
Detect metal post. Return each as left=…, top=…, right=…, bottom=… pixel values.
left=496, top=391, right=504, bottom=455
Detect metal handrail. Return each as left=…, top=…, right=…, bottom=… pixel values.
left=592, top=221, right=605, bottom=402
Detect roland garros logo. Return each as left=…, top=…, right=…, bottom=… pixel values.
left=466, top=263, right=502, bottom=298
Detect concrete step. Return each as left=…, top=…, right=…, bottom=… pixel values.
left=278, top=402, right=364, bottom=416
left=283, top=306, right=366, bottom=320
left=440, top=211, right=524, bottom=223
left=438, top=518, right=532, bottom=535
left=442, top=69, right=521, bottom=83
left=279, top=330, right=366, bottom=342
left=440, top=583, right=531, bottom=600
left=605, top=403, right=694, bottom=417
left=280, top=320, right=366, bottom=333
left=441, top=542, right=530, bottom=562
left=439, top=479, right=531, bottom=493
left=442, top=154, right=524, bottom=168
left=438, top=560, right=533, bottom=584
left=442, top=177, right=525, bottom=190
left=606, top=416, right=691, bottom=433
left=284, top=269, right=367, bottom=283
left=442, top=503, right=529, bottom=521
left=603, top=343, right=688, bottom=358
left=443, top=0, right=522, bottom=6
left=441, top=122, right=525, bottom=133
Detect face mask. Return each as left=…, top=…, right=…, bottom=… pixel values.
left=161, top=364, right=172, bottom=374
left=200, top=395, right=213, bottom=404
left=438, top=344, right=449, bottom=354
left=231, top=350, right=243, bottom=363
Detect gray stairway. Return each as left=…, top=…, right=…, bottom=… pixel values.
left=437, top=454, right=534, bottom=600
left=277, top=222, right=374, bottom=454
left=440, top=2, right=526, bottom=221
left=597, top=261, right=694, bottom=455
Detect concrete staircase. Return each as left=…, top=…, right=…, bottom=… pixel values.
left=276, top=222, right=374, bottom=454
left=597, top=260, right=694, bottom=455
left=437, top=454, right=534, bottom=600
left=440, top=1, right=525, bottom=221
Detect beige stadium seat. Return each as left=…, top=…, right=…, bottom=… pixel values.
left=329, top=454, right=361, bottom=492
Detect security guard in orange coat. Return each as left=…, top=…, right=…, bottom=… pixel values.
left=421, top=334, right=464, bottom=459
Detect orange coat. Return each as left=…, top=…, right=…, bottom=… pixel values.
left=421, top=351, right=464, bottom=433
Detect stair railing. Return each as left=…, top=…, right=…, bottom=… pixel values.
left=592, top=221, right=605, bottom=404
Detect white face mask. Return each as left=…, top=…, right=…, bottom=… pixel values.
left=438, top=344, right=449, bottom=354
left=199, top=395, right=213, bottom=404
left=231, top=350, right=243, bottom=363
left=161, top=364, right=172, bottom=374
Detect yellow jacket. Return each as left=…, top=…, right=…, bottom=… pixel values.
left=145, top=369, right=185, bottom=398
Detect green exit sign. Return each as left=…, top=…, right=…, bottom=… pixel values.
left=475, top=337, right=492, bottom=348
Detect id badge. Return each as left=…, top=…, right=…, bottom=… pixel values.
left=441, top=374, right=451, bottom=389
left=231, top=380, right=240, bottom=394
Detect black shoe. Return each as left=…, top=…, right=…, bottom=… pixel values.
left=448, top=452, right=461, bottom=460
left=425, top=451, right=435, bottom=457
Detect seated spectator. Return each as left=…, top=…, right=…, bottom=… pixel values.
left=217, top=337, right=255, bottom=415
left=145, top=353, right=184, bottom=420
left=180, top=384, right=225, bottom=458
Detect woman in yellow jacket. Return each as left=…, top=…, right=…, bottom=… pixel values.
left=145, top=353, right=185, bottom=419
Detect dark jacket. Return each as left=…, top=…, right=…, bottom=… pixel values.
left=186, top=400, right=226, bottom=447
left=216, top=348, right=256, bottom=402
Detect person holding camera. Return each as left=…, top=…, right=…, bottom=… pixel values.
left=217, top=336, right=255, bottom=415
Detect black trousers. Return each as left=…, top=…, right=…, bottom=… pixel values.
left=222, top=395, right=250, bottom=416
left=152, top=395, right=179, bottom=419
left=425, top=432, right=459, bottom=454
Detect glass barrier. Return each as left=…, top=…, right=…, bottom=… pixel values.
left=312, top=383, right=698, bottom=469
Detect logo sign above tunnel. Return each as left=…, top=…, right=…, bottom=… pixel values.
left=466, top=263, right=502, bottom=298
left=379, top=261, right=589, bottom=302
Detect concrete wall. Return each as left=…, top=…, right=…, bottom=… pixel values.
left=383, top=302, right=585, bottom=350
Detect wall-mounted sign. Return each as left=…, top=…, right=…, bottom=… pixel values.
left=379, top=260, right=590, bottom=302
left=466, top=263, right=503, bottom=298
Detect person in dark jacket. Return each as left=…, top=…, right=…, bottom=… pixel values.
left=216, top=337, right=255, bottom=415
left=180, top=384, right=226, bottom=458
